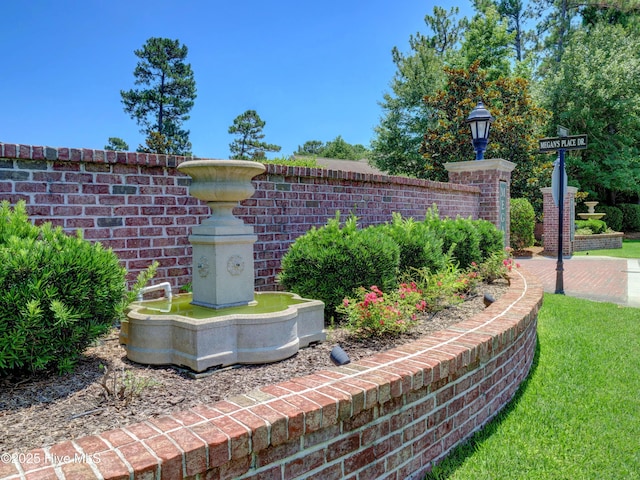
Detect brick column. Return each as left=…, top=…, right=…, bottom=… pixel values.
left=541, top=186, right=577, bottom=256
left=445, top=159, right=516, bottom=247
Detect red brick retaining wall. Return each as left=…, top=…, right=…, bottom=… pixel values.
left=0, top=143, right=481, bottom=290
left=573, top=232, right=624, bottom=251
left=0, top=267, right=543, bottom=480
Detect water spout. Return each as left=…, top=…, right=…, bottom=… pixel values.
left=136, top=282, right=172, bottom=302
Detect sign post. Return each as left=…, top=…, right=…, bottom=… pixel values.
left=538, top=128, right=587, bottom=295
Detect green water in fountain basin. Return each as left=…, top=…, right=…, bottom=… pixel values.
left=123, top=291, right=325, bottom=371
left=136, top=292, right=308, bottom=319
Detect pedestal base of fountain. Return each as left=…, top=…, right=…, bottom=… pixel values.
left=120, top=292, right=326, bottom=372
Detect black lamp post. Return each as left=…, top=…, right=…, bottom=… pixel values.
left=465, top=101, right=494, bottom=160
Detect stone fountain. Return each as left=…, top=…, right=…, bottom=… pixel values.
left=578, top=201, right=606, bottom=220
left=120, top=160, right=325, bottom=372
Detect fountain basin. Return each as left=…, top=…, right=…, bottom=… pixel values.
left=577, top=212, right=606, bottom=220
left=120, top=292, right=326, bottom=372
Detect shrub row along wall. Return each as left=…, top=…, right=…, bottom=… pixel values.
left=0, top=267, right=543, bottom=480
left=0, top=143, right=481, bottom=290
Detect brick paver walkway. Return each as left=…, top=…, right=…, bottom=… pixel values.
left=517, top=255, right=640, bottom=307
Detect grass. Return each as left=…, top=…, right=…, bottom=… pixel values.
left=425, top=294, right=640, bottom=480
left=573, top=238, right=640, bottom=258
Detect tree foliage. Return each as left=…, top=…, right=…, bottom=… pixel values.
left=137, top=131, right=174, bottom=155
left=581, top=0, right=640, bottom=28
left=121, top=37, right=196, bottom=156
left=423, top=6, right=469, bottom=57
left=458, top=4, right=515, bottom=80
left=320, top=136, right=368, bottom=160
left=539, top=21, right=640, bottom=203
left=420, top=62, right=550, bottom=212
left=104, top=137, right=129, bottom=152
left=294, top=140, right=325, bottom=156
left=370, top=7, right=465, bottom=176
left=371, top=2, right=639, bottom=208
left=294, top=138, right=369, bottom=160
left=497, top=0, right=529, bottom=61
left=228, top=110, right=281, bottom=160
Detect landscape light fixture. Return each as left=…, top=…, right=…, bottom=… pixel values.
left=483, top=292, right=495, bottom=308
left=329, top=345, right=350, bottom=366
left=465, top=101, right=494, bottom=160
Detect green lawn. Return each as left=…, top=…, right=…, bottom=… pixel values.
left=573, top=238, right=640, bottom=258
left=426, top=294, right=640, bottom=480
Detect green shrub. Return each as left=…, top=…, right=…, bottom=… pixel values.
left=473, top=219, right=505, bottom=258
left=575, top=219, right=608, bottom=234
left=0, top=201, right=130, bottom=376
left=377, top=213, right=445, bottom=273
left=259, top=156, right=322, bottom=168
left=278, top=213, right=400, bottom=319
left=510, top=198, right=535, bottom=250
left=597, top=205, right=623, bottom=232
left=424, top=212, right=482, bottom=269
left=618, top=203, right=640, bottom=232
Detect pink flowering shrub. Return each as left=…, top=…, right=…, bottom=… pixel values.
left=338, top=249, right=517, bottom=338
left=416, top=263, right=481, bottom=311
left=337, top=283, right=424, bottom=336
left=471, top=247, right=520, bottom=283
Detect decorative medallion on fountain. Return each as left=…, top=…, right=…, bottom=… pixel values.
left=227, top=255, right=244, bottom=275
left=197, top=256, right=210, bottom=278
left=120, top=159, right=326, bottom=372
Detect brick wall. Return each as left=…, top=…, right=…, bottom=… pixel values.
left=446, top=159, right=515, bottom=246
left=573, top=232, right=624, bottom=251
left=0, top=267, right=543, bottom=480
left=541, top=186, right=577, bottom=256
left=0, top=143, right=481, bottom=291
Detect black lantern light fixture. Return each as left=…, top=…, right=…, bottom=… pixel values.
left=465, top=101, right=494, bottom=160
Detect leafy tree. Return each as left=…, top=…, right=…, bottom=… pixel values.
left=137, top=131, right=173, bottom=155
left=423, top=6, right=469, bottom=57
left=351, top=144, right=370, bottom=158
left=420, top=62, right=550, bottom=213
left=121, top=37, right=196, bottom=155
left=458, top=4, right=515, bottom=80
left=527, top=0, right=587, bottom=68
left=294, top=140, right=325, bottom=156
left=497, top=0, right=529, bottom=61
left=538, top=22, right=640, bottom=204
left=371, top=7, right=466, bottom=176
left=228, top=110, right=281, bottom=160
left=420, top=63, right=491, bottom=182
left=581, top=0, right=640, bottom=28
left=319, top=136, right=366, bottom=160
left=104, top=137, right=129, bottom=151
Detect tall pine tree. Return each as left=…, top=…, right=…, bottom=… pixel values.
left=121, top=37, right=197, bottom=155
left=228, top=110, right=281, bottom=160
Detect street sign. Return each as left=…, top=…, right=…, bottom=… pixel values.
left=539, top=134, right=588, bottom=153
left=538, top=128, right=587, bottom=295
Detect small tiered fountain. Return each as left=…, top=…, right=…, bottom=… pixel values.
left=120, top=160, right=325, bottom=372
left=578, top=201, right=606, bottom=220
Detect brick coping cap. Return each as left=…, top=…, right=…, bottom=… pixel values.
left=444, top=158, right=515, bottom=173
left=540, top=186, right=578, bottom=194
left=0, top=142, right=481, bottom=193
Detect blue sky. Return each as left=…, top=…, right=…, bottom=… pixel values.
left=2, top=1, right=473, bottom=159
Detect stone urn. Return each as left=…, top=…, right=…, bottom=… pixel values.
left=177, top=159, right=266, bottom=230
left=177, top=159, right=266, bottom=308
